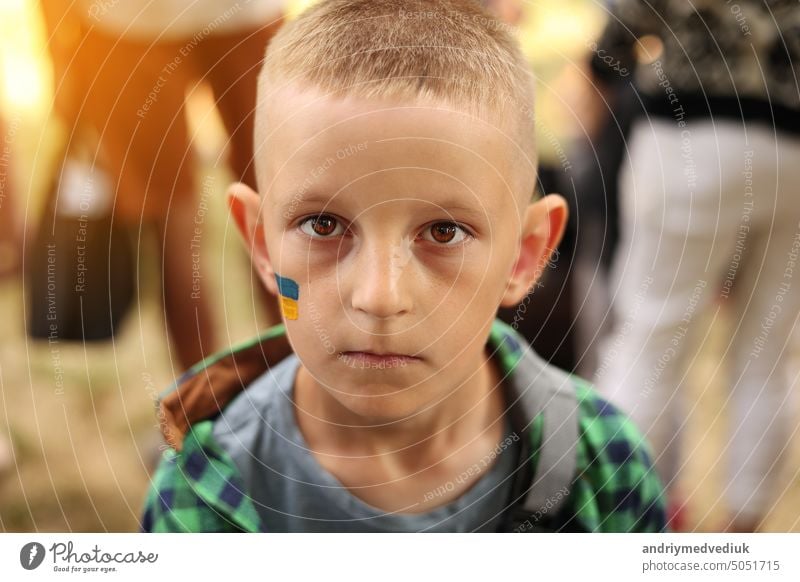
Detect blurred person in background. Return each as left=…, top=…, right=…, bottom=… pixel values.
left=561, top=63, right=641, bottom=378
left=39, top=0, right=285, bottom=369
left=587, top=0, right=800, bottom=531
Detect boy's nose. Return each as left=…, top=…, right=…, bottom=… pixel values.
left=348, top=239, right=413, bottom=320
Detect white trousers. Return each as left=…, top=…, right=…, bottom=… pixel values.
left=594, top=118, right=800, bottom=520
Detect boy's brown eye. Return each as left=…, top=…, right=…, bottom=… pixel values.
left=423, top=222, right=469, bottom=245
left=312, top=216, right=336, bottom=235
left=299, top=214, right=344, bottom=238
left=431, top=223, right=456, bottom=243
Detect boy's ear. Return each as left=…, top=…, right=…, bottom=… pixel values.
left=227, top=182, right=278, bottom=296
left=500, top=194, right=568, bottom=308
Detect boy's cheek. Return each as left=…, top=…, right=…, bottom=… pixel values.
left=274, top=243, right=341, bottom=279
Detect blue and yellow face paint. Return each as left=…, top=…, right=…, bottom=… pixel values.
left=274, top=273, right=299, bottom=320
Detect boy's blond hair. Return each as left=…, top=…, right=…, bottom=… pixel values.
left=256, top=0, right=537, bottom=195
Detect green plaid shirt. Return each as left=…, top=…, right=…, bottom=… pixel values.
left=141, top=319, right=667, bottom=532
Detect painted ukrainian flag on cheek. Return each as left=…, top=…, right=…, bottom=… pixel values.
left=275, top=273, right=299, bottom=320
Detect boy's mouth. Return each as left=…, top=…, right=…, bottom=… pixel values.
left=338, top=351, right=421, bottom=368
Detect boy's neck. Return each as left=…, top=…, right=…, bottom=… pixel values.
left=293, top=347, right=506, bottom=464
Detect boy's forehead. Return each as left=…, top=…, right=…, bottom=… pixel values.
left=258, top=83, right=525, bottom=205
left=262, top=83, right=504, bottom=148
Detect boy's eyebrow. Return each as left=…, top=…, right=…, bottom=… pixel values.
left=281, top=190, right=495, bottom=222
left=282, top=190, right=336, bottom=207
left=426, top=201, right=494, bottom=223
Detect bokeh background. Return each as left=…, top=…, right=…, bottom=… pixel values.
left=1, top=0, right=799, bottom=532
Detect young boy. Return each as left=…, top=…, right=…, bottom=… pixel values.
left=141, top=0, right=666, bottom=533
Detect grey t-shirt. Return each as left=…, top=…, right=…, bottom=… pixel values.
left=212, top=353, right=520, bottom=532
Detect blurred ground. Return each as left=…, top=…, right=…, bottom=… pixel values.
left=683, top=313, right=800, bottom=531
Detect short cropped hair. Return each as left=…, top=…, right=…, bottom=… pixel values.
left=256, top=0, right=536, bottom=195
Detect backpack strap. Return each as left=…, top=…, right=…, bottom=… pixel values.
left=510, top=344, right=579, bottom=520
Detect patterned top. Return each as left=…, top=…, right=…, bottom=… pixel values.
left=591, top=0, right=800, bottom=132
left=140, top=319, right=667, bottom=532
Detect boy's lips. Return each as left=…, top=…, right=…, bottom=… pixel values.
left=338, top=350, right=422, bottom=367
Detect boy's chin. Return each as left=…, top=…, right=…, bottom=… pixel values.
left=330, top=389, right=437, bottom=425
